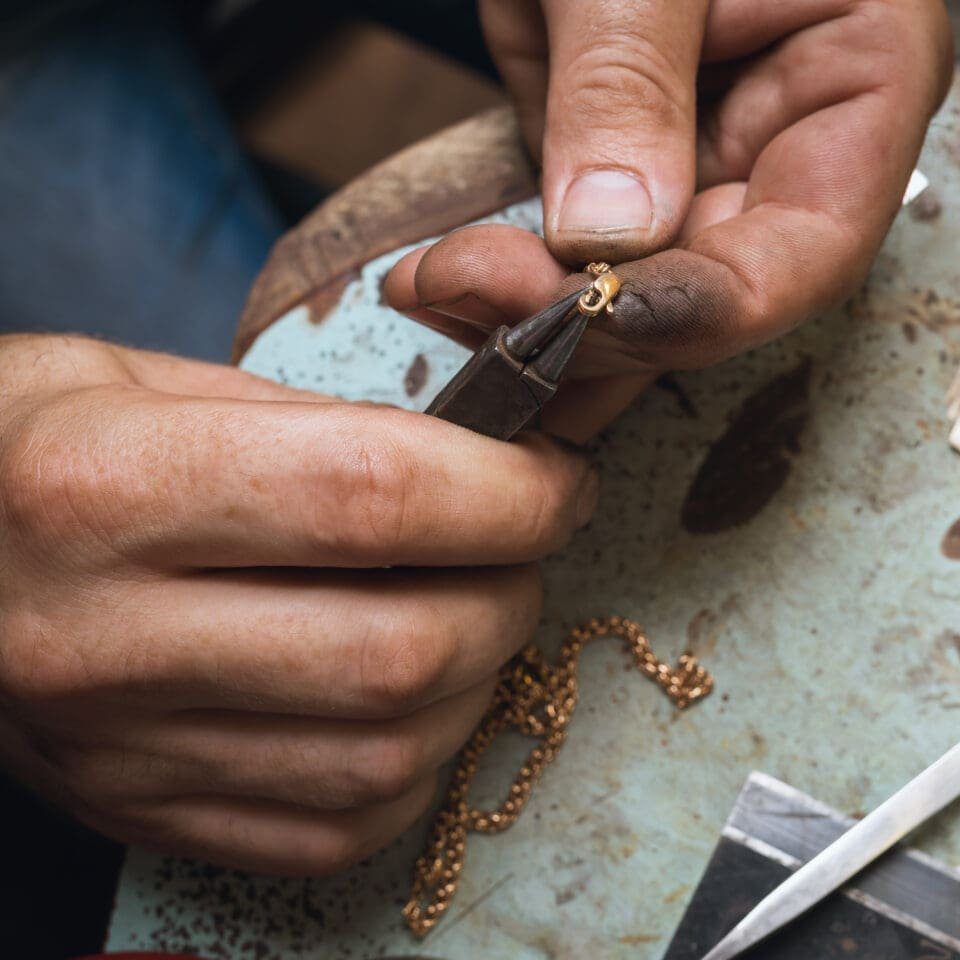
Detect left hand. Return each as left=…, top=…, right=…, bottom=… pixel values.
left=384, top=0, right=953, bottom=442
left=0, top=334, right=594, bottom=877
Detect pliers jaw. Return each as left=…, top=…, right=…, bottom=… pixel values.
left=425, top=289, right=587, bottom=441
left=426, top=265, right=621, bottom=441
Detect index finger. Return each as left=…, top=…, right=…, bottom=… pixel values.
left=10, top=387, right=597, bottom=569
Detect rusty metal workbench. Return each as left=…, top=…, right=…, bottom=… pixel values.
left=107, top=72, right=960, bottom=960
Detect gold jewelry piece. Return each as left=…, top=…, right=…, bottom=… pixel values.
left=403, top=617, right=713, bottom=937
left=578, top=262, right=621, bottom=317
left=585, top=261, right=612, bottom=277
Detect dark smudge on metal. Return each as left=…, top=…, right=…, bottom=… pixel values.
left=682, top=360, right=813, bottom=534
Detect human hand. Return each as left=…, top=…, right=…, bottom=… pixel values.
left=0, top=334, right=596, bottom=875
left=385, top=0, right=952, bottom=440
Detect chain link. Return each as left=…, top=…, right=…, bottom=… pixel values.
left=403, top=616, right=713, bottom=937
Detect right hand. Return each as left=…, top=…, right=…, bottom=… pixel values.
left=389, top=0, right=951, bottom=443
left=0, top=333, right=597, bottom=875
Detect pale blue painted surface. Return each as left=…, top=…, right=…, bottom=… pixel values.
left=107, top=87, right=960, bottom=960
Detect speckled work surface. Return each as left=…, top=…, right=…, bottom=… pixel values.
left=108, top=81, right=960, bottom=960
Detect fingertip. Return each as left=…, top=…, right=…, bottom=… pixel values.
left=384, top=246, right=496, bottom=346
left=382, top=245, right=430, bottom=311
left=546, top=167, right=684, bottom=265
left=396, top=224, right=568, bottom=319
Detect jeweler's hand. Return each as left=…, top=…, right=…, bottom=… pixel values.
left=384, top=0, right=952, bottom=441
left=0, top=334, right=596, bottom=875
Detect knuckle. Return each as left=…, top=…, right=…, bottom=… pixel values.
left=845, top=0, right=905, bottom=50
left=358, top=604, right=453, bottom=714
left=352, top=732, right=425, bottom=803
left=848, top=1, right=951, bottom=101
left=0, top=394, right=117, bottom=553
left=322, top=777, right=436, bottom=873
left=0, top=408, right=75, bottom=542
left=324, top=420, right=420, bottom=562
left=513, top=464, right=571, bottom=556
left=218, top=808, right=261, bottom=854
left=309, top=829, right=375, bottom=878
left=563, top=38, right=688, bottom=132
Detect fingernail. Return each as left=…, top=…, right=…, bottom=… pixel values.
left=557, top=170, right=653, bottom=234
left=576, top=468, right=601, bottom=528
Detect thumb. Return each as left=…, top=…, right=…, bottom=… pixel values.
left=541, top=0, right=709, bottom=265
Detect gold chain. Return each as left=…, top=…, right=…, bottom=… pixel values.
left=403, top=616, right=714, bottom=937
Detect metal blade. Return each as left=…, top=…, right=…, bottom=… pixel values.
left=700, top=740, right=960, bottom=960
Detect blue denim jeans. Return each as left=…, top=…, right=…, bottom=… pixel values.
left=0, top=1, right=283, bottom=361
left=0, top=8, right=284, bottom=956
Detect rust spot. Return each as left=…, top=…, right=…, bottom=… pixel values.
left=942, top=518, right=960, bottom=560
left=909, top=288, right=960, bottom=334
left=403, top=353, right=429, bottom=397
left=749, top=730, right=767, bottom=757
left=682, top=360, right=812, bottom=533
left=909, top=189, right=942, bottom=222
left=620, top=934, right=659, bottom=945
left=554, top=878, right=588, bottom=906
left=845, top=285, right=960, bottom=341
left=663, top=884, right=690, bottom=904
left=304, top=269, right=362, bottom=325
left=901, top=321, right=917, bottom=343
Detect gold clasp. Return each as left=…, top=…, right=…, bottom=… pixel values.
left=578, top=261, right=621, bottom=317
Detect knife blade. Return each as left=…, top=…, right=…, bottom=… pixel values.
left=700, top=740, right=960, bottom=960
